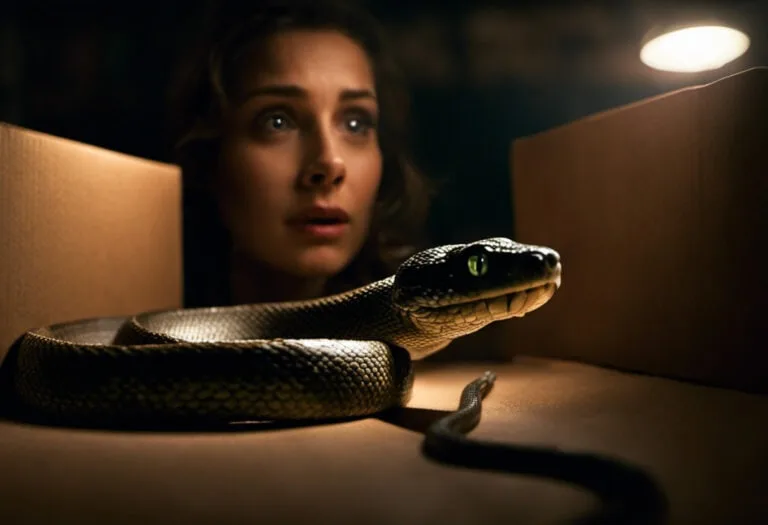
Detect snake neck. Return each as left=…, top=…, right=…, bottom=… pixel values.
left=245, top=276, right=450, bottom=360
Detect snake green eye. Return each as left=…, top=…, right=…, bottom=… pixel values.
left=467, top=253, right=488, bottom=277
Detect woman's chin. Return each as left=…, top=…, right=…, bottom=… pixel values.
left=290, top=244, right=354, bottom=278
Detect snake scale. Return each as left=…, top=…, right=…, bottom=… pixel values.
left=4, top=237, right=561, bottom=425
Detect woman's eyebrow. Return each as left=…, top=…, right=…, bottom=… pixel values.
left=243, top=84, right=305, bottom=99
left=339, top=88, right=377, bottom=102
left=239, top=85, right=377, bottom=104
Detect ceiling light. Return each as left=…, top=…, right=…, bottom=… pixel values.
left=640, top=24, right=750, bottom=73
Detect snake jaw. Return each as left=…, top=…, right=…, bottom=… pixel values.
left=405, top=279, right=560, bottom=341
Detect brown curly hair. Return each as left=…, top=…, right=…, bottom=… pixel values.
left=167, top=0, right=434, bottom=306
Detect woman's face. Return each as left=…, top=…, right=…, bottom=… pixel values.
left=216, top=29, right=382, bottom=280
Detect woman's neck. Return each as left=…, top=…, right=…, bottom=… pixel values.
left=228, top=251, right=328, bottom=305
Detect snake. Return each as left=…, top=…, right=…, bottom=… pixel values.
left=1, top=236, right=670, bottom=523
left=3, top=237, right=561, bottom=425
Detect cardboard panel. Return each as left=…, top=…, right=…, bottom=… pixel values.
left=0, top=123, right=182, bottom=360
left=508, top=67, right=768, bottom=393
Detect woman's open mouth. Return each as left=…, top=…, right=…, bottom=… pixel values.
left=293, top=220, right=349, bottom=239
left=288, top=205, right=351, bottom=240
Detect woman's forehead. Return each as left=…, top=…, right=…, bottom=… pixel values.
left=236, top=29, right=376, bottom=95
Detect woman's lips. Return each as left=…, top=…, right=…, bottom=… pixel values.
left=287, top=205, right=351, bottom=240
left=291, top=222, right=349, bottom=239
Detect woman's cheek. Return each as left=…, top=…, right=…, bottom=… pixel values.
left=353, top=152, right=383, bottom=215
left=216, top=148, right=281, bottom=240
left=231, top=146, right=295, bottom=206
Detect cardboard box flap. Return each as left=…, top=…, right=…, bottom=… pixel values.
left=0, top=123, right=182, bottom=360
left=510, top=67, right=768, bottom=392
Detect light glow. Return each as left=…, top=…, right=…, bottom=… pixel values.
left=640, top=25, right=750, bottom=73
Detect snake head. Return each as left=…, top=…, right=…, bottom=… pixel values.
left=392, top=237, right=562, bottom=340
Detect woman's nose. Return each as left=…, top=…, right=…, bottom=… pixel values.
left=299, top=130, right=346, bottom=190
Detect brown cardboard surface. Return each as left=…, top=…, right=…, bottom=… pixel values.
left=1, top=358, right=766, bottom=525
left=0, top=122, right=182, bottom=361
left=508, top=67, right=768, bottom=393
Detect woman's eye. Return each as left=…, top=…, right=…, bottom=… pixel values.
left=343, top=111, right=376, bottom=135
left=254, top=110, right=295, bottom=135
left=268, top=115, right=288, bottom=130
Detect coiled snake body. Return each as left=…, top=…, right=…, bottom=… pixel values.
left=5, top=237, right=561, bottom=425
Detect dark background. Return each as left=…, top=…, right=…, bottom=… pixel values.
left=1, top=0, right=766, bottom=245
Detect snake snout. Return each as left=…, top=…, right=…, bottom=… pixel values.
left=525, top=247, right=560, bottom=270
left=541, top=250, right=560, bottom=270
left=509, top=248, right=560, bottom=283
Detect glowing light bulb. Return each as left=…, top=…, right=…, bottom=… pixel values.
left=640, top=25, right=750, bottom=73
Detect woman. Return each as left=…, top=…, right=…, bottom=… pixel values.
left=169, top=0, right=433, bottom=307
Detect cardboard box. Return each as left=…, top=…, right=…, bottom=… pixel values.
left=509, top=67, right=768, bottom=393
left=0, top=123, right=182, bottom=361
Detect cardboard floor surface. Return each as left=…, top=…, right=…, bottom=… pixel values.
left=2, top=358, right=766, bottom=525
